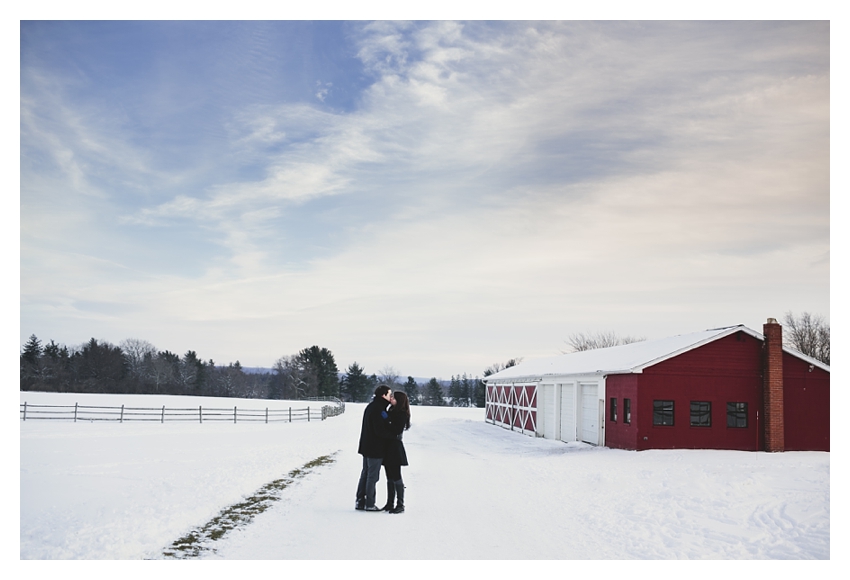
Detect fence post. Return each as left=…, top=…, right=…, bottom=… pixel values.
left=162, top=405, right=165, bottom=423
left=22, top=402, right=27, bottom=421
left=234, top=406, right=237, bottom=424
left=265, top=408, right=268, bottom=424
left=289, top=407, right=292, bottom=423
left=120, top=405, right=124, bottom=423
left=199, top=406, right=203, bottom=424
left=74, top=403, right=78, bottom=423
left=308, top=407, right=310, bottom=422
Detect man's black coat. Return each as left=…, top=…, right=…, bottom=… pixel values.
left=358, top=395, right=393, bottom=458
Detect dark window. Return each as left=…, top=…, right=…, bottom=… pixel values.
left=653, top=400, right=674, bottom=426
left=624, top=399, right=631, bottom=424
left=727, top=402, right=748, bottom=428
left=610, top=398, right=617, bottom=422
left=690, top=401, right=711, bottom=427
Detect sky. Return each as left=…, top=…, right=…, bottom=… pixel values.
left=18, top=18, right=831, bottom=379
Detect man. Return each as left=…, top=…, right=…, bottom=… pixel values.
left=355, top=385, right=394, bottom=511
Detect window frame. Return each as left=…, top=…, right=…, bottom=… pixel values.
left=727, top=402, right=748, bottom=428
left=610, top=397, right=617, bottom=422
left=653, top=400, right=674, bottom=426
left=624, top=398, right=631, bottom=424
left=690, top=401, right=712, bottom=427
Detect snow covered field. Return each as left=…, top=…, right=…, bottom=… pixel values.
left=20, top=391, right=829, bottom=560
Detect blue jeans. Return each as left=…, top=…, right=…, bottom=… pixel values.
left=356, top=456, right=384, bottom=508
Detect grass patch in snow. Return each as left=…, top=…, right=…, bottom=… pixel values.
left=162, top=452, right=338, bottom=559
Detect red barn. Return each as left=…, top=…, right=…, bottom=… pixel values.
left=484, top=319, right=829, bottom=452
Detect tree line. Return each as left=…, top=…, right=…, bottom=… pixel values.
left=18, top=334, right=499, bottom=407
left=346, top=363, right=532, bottom=408
left=20, top=335, right=272, bottom=399
left=26, top=313, right=816, bottom=405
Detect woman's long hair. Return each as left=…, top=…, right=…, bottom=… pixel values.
left=392, top=391, right=411, bottom=430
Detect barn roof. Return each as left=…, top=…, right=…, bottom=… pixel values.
left=484, top=324, right=830, bottom=382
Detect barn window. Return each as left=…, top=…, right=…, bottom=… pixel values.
left=624, top=399, right=631, bottom=424
left=610, top=398, right=617, bottom=422
left=653, top=400, right=674, bottom=426
left=690, top=401, right=711, bottom=427
left=727, top=402, right=748, bottom=428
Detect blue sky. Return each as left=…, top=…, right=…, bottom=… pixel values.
left=19, top=20, right=830, bottom=378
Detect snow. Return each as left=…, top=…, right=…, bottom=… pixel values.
left=486, top=325, right=830, bottom=381
left=20, top=391, right=829, bottom=562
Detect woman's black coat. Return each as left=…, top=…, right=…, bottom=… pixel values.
left=383, top=408, right=409, bottom=467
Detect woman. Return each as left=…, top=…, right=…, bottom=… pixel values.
left=380, top=390, right=410, bottom=514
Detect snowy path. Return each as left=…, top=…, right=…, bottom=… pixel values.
left=20, top=392, right=829, bottom=559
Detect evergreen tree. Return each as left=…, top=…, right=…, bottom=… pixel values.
left=20, top=334, right=44, bottom=390
left=42, top=340, right=59, bottom=359
left=404, top=376, right=420, bottom=405
left=299, top=346, right=340, bottom=398
left=460, top=373, right=472, bottom=407
left=180, top=350, right=202, bottom=394
left=42, top=340, right=72, bottom=393
left=73, top=338, right=127, bottom=393
left=424, top=378, right=445, bottom=406
left=473, top=377, right=486, bottom=408
left=448, top=375, right=462, bottom=406
left=21, top=334, right=42, bottom=365
left=342, top=362, right=371, bottom=402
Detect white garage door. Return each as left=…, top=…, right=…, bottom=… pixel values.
left=560, top=383, right=576, bottom=442
left=580, top=383, right=599, bottom=445
left=540, top=384, right=556, bottom=439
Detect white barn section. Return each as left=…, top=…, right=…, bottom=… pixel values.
left=485, top=374, right=605, bottom=445
left=523, top=377, right=605, bottom=445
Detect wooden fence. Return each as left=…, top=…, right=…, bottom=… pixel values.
left=20, top=398, right=345, bottom=424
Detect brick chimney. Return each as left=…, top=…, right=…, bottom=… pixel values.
left=763, top=318, right=785, bottom=452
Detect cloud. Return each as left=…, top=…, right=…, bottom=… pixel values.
left=20, top=21, right=829, bottom=376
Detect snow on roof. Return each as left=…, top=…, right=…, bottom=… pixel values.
left=484, top=324, right=830, bottom=382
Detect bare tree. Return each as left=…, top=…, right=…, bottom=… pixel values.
left=150, top=352, right=177, bottom=393
left=272, top=354, right=318, bottom=399
left=483, top=358, right=523, bottom=377
left=563, top=331, right=646, bottom=353
left=378, top=365, right=401, bottom=388
left=120, top=338, right=157, bottom=381
left=783, top=311, right=830, bottom=365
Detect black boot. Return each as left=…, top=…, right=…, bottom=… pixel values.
left=380, top=480, right=395, bottom=511
left=389, top=480, right=405, bottom=514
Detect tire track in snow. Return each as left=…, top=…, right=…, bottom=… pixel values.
left=161, top=452, right=338, bottom=559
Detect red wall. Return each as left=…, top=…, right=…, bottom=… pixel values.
left=605, top=374, right=639, bottom=450
left=609, top=332, right=765, bottom=451
left=783, top=353, right=830, bottom=451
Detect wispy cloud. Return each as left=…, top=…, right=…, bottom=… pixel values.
left=20, top=21, right=829, bottom=376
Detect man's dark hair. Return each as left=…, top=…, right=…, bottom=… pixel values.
left=374, top=384, right=391, bottom=398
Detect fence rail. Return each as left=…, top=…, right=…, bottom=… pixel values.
left=20, top=398, right=345, bottom=424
